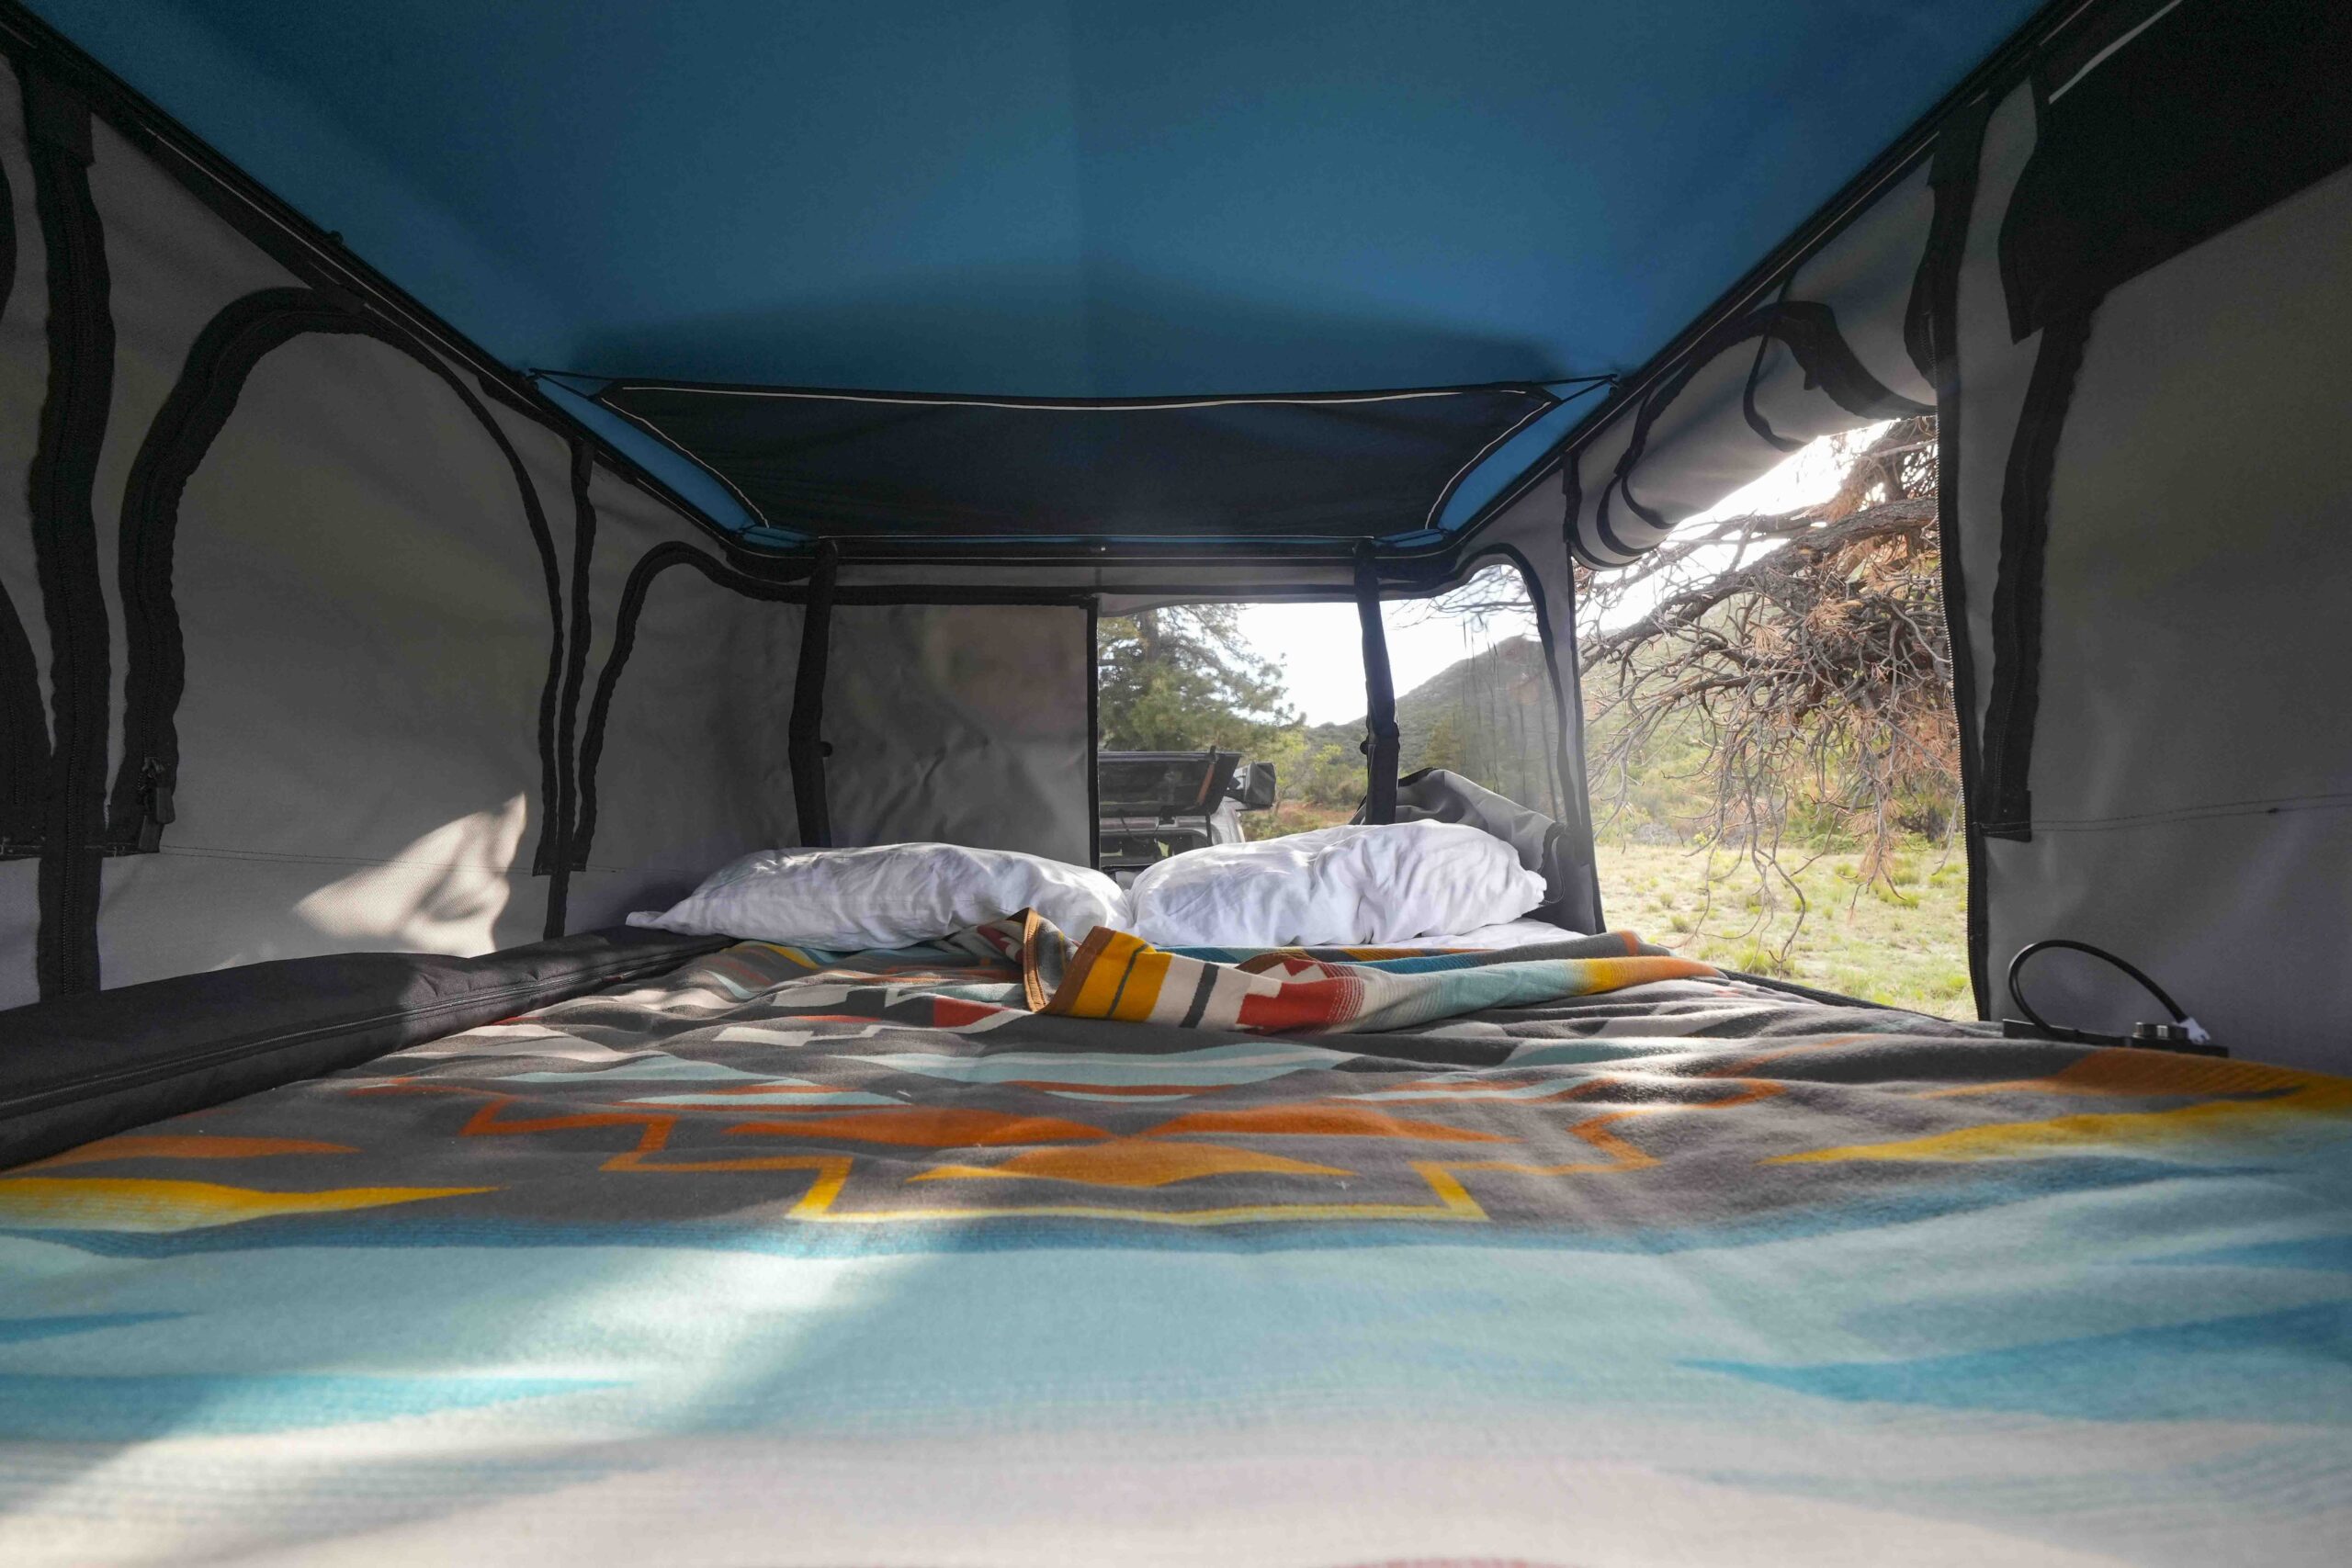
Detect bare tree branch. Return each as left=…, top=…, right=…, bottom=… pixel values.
left=1576, top=418, right=1957, bottom=962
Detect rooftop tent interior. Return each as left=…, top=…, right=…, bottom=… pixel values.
left=0, top=0, right=2346, bottom=1071
left=6, top=5, right=2352, bottom=1561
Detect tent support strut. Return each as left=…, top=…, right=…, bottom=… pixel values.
left=1355, top=546, right=1399, bottom=825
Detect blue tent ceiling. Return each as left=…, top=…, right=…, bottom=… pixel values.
left=28, top=2, right=2041, bottom=545
left=37, top=1, right=2039, bottom=400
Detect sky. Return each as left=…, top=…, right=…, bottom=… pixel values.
left=1237, top=424, right=1887, bottom=725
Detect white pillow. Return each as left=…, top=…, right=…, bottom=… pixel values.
left=627, top=842, right=1128, bottom=950
left=1128, top=820, right=1548, bottom=948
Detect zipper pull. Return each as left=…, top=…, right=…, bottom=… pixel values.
left=137, top=756, right=175, bottom=852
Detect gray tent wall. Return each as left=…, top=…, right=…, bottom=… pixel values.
left=0, top=49, right=1100, bottom=1006
left=1945, top=5, right=2351, bottom=1071
left=0, top=60, right=776, bottom=1006
left=556, top=486, right=805, bottom=935
left=827, top=604, right=1095, bottom=868
left=1525, top=0, right=2352, bottom=1070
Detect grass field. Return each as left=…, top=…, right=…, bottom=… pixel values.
left=1595, top=838, right=1973, bottom=1018
left=1250, top=807, right=1975, bottom=1019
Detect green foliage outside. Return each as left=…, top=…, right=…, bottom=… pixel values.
left=1096, top=605, right=1297, bottom=752
left=1598, top=841, right=1973, bottom=1018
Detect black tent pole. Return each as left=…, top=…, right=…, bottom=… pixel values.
left=788, top=539, right=838, bottom=846
left=1355, top=544, right=1400, bottom=824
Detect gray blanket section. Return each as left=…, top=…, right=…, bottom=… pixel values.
left=0, top=924, right=724, bottom=1171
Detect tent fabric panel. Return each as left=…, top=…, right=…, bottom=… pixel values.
left=0, top=57, right=755, bottom=1003
left=825, top=603, right=1093, bottom=867
left=2008, top=164, right=2352, bottom=828
left=1983, top=814, right=2352, bottom=1075
left=1997, top=0, right=2352, bottom=342
left=595, top=383, right=1554, bottom=541
left=562, top=545, right=803, bottom=932
left=1945, top=1, right=2352, bottom=1068
left=91, top=328, right=565, bottom=987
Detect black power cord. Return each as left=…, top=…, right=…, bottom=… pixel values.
left=2002, top=939, right=2225, bottom=1056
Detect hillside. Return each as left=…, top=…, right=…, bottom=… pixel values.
left=1292, top=634, right=1565, bottom=818
left=1296, top=630, right=1707, bottom=837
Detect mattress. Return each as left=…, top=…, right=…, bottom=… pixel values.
left=3, top=935, right=2349, bottom=1564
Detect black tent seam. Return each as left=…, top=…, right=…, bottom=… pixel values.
left=539, top=436, right=600, bottom=936
left=19, top=62, right=112, bottom=998
left=1977, top=308, right=2095, bottom=844
left=786, top=538, right=839, bottom=848
left=1589, top=468, right=1640, bottom=561
left=1353, top=545, right=1400, bottom=825
left=106, top=288, right=566, bottom=874
left=1906, top=96, right=1993, bottom=1016
left=0, top=136, right=44, bottom=861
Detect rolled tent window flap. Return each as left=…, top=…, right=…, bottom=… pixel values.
left=1557, top=175, right=1943, bottom=572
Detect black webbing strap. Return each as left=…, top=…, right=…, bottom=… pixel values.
left=1978, top=307, right=2094, bottom=841
left=787, top=540, right=838, bottom=846
left=19, top=63, right=113, bottom=997
left=541, top=437, right=600, bottom=936
left=0, top=148, right=41, bottom=859
left=1739, top=276, right=1805, bottom=455
left=572, top=544, right=806, bottom=866
left=0, top=583, right=42, bottom=859
left=1354, top=545, right=1400, bottom=825
left=1903, top=96, right=1992, bottom=1015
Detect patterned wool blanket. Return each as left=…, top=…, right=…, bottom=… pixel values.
left=3, top=935, right=2350, bottom=1565
left=984, top=910, right=1716, bottom=1032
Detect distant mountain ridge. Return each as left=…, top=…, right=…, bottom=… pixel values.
left=1309, top=634, right=1561, bottom=813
